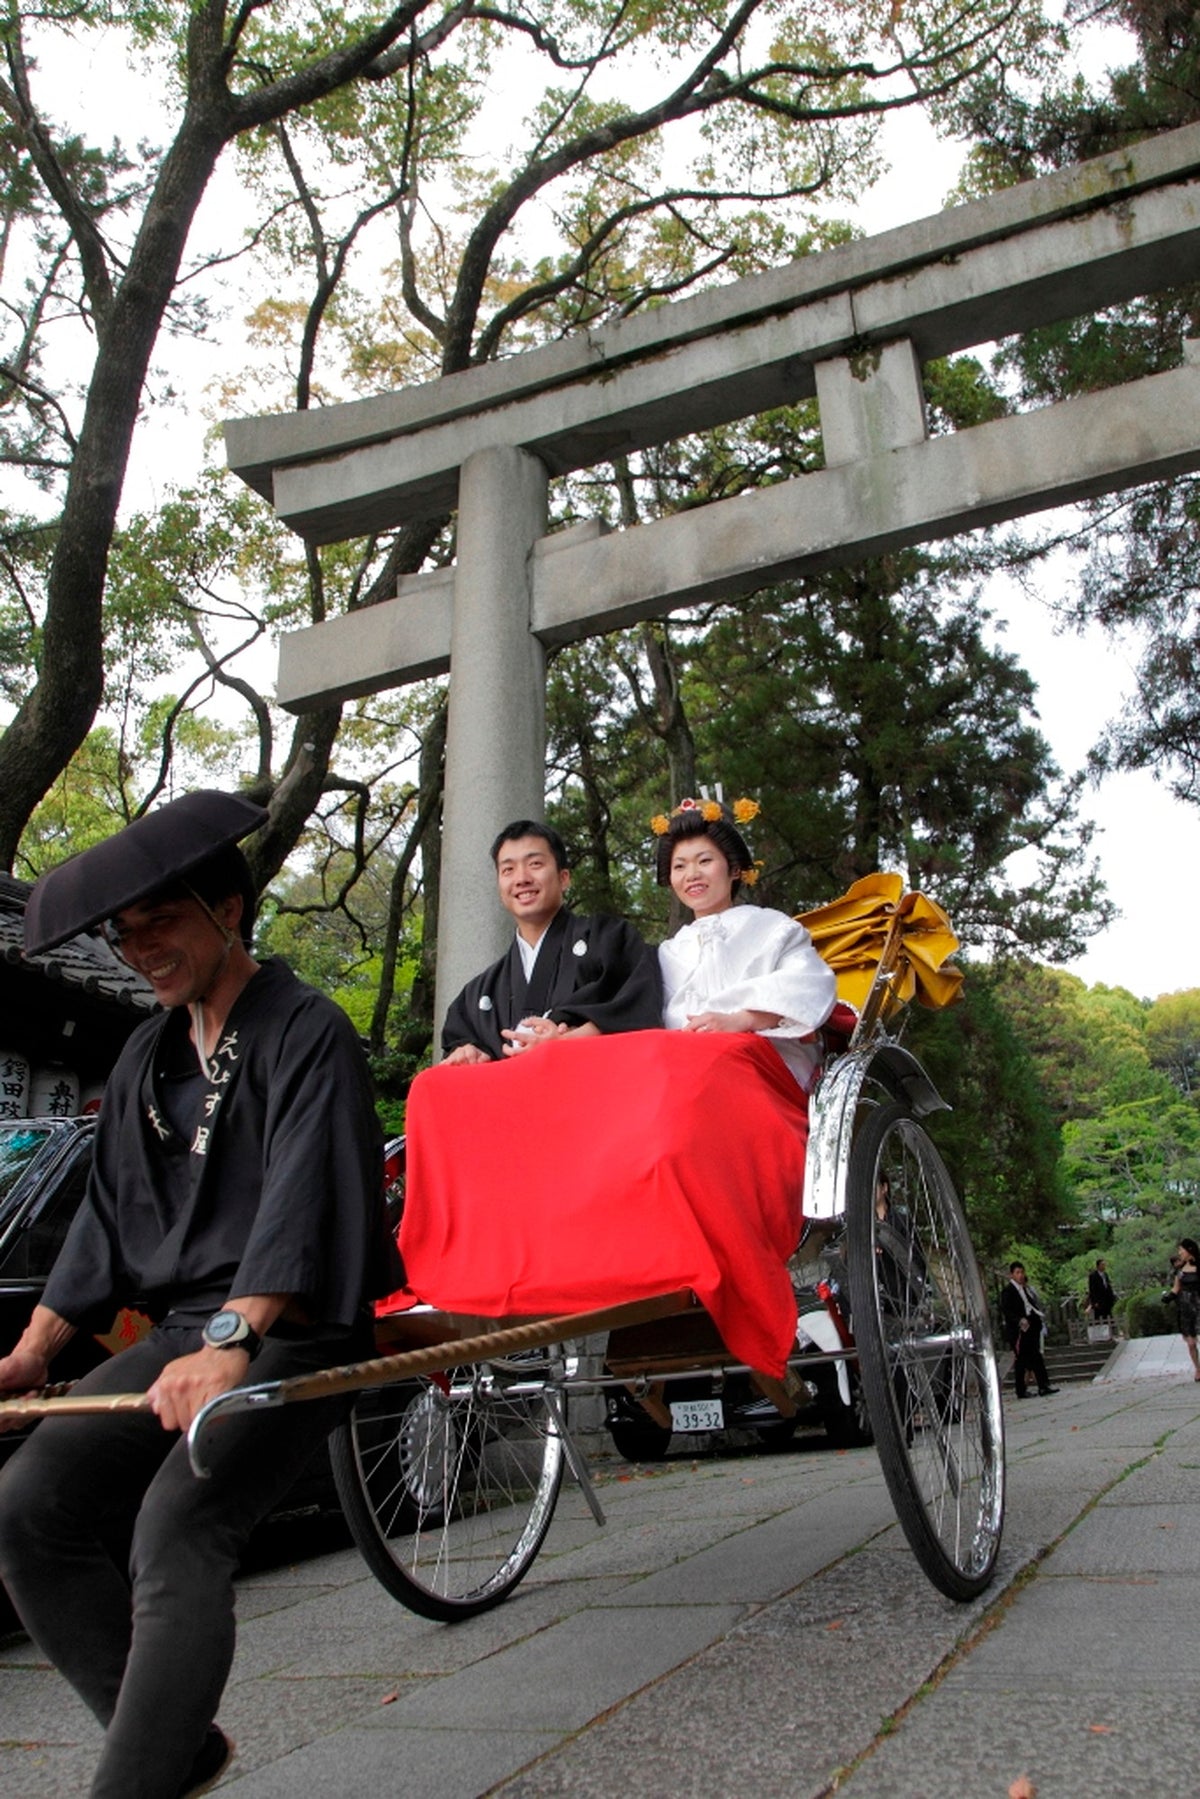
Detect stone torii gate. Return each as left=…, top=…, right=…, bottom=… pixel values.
left=226, top=120, right=1200, bottom=1030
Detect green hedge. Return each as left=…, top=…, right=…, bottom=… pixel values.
left=1119, top=1287, right=1178, bottom=1339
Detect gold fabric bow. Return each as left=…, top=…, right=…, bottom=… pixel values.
left=797, top=872, right=963, bottom=1017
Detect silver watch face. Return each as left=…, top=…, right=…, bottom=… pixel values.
left=205, top=1310, right=245, bottom=1347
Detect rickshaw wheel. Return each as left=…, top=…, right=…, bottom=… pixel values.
left=845, top=1102, right=1005, bottom=1601
left=329, top=1358, right=565, bottom=1622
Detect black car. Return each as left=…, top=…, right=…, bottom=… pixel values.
left=0, top=1115, right=107, bottom=1426
left=602, top=1273, right=875, bottom=1460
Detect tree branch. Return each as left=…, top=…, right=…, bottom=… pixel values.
left=0, top=29, right=115, bottom=328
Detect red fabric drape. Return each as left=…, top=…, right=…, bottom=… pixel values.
left=383, top=1030, right=810, bottom=1378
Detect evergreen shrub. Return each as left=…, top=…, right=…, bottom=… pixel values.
left=1120, top=1288, right=1177, bottom=1339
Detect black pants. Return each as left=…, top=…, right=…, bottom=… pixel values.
left=1011, top=1327, right=1050, bottom=1397
left=0, top=1322, right=366, bottom=1799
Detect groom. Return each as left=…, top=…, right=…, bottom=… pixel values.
left=441, top=819, right=661, bottom=1063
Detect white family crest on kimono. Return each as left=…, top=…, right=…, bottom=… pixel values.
left=658, top=904, right=837, bottom=1089
left=442, top=910, right=661, bottom=1059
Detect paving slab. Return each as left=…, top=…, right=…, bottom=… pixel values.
left=1095, top=1448, right=1200, bottom=1506
left=490, top=1542, right=1000, bottom=1799
left=3, top=1376, right=1199, bottom=1798
left=934, top=1573, right=1184, bottom=1691
left=223, top=1723, right=567, bottom=1799
left=627, top=1478, right=897, bottom=1604
left=1097, top=1335, right=1195, bottom=1383
left=1046, top=1500, right=1200, bottom=1573
left=836, top=1690, right=1184, bottom=1799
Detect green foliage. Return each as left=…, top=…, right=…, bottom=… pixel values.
left=1061, top=1096, right=1200, bottom=1223
left=1120, top=1289, right=1177, bottom=1339
left=14, top=737, right=137, bottom=880
left=904, top=964, right=1067, bottom=1265
left=680, top=563, right=1108, bottom=956
left=547, top=347, right=1109, bottom=960
left=938, top=12, right=1200, bottom=813
left=988, top=962, right=1167, bottom=1126
left=971, top=963, right=1200, bottom=1304
left=1145, top=989, right=1200, bottom=1099
left=1057, top=1197, right=1189, bottom=1320
left=999, top=1240, right=1058, bottom=1299
left=924, top=355, right=1010, bottom=432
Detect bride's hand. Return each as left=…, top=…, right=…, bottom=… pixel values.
left=684, top=1010, right=751, bottom=1033
left=683, top=1009, right=783, bottom=1034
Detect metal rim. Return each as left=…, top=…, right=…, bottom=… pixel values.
left=330, top=1362, right=565, bottom=1622
left=847, top=1104, right=1005, bottom=1600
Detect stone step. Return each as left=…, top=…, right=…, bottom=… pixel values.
left=1001, top=1341, right=1117, bottom=1387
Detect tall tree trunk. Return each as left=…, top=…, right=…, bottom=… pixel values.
left=0, top=104, right=231, bottom=865
left=573, top=720, right=616, bottom=912
left=641, top=621, right=696, bottom=933
left=0, top=0, right=442, bottom=866
left=243, top=706, right=344, bottom=891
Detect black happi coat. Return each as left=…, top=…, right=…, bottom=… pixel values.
left=441, top=908, right=662, bottom=1060
left=43, top=958, right=401, bottom=1333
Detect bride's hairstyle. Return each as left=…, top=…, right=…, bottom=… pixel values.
left=654, top=807, right=753, bottom=891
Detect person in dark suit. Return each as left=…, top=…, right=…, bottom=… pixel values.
left=1000, top=1262, right=1059, bottom=1399
left=1087, top=1258, right=1116, bottom=1323
left=441, top=820, right=661, bottom=1063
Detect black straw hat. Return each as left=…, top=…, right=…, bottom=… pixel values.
left=24, top=791, right=267, bottom=957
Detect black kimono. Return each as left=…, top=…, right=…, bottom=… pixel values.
left=43, top=956, right=400, bottom=1331
left=0, top=959, right=400, bottom=1799
left=441, top=908, right=662, bottom=1059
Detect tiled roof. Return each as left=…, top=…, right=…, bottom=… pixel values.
left=0, top=873, right=156, bottom=1014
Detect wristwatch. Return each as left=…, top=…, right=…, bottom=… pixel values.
left=201, top=1308, right=262, bottom=1358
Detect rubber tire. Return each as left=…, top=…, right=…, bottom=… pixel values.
left=845, top=1103, right=1005, bottom=1600
left=329, top=1361, right=564, bottom=1622
left=752, top=1413, right=800, bottom=1451
left=814, top=1363, right=874, bottom=1448
left=607, top=1412, right=672, bottom=1463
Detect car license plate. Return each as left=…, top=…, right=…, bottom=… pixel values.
left=669, top=1398, right=724, bottom=1433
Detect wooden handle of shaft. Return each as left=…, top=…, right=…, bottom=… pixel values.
left=0, top=1289, right=695, bottom=1422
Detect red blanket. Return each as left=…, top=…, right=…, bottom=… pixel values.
left=385, top=1030, right=809, bottom=1378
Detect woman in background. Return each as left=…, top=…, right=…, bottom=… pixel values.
left=1172, top=1238, right=1200, bottom=1381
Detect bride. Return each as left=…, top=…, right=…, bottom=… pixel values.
left=654, top=796, right=837, bottom=1089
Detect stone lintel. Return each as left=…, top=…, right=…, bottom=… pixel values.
left=266, top=300, right=849, bottom=542
left=263, top=172, right=1200, bottom=542
left=229, top=123, right=1200, bottom=534
left=533, top=355, right=1200, bottom=640
left=273, top=354, right=1200, bottom=710
left=276, top=567, right=453, bottom=709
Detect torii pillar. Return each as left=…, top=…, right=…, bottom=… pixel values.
left=439, top=446, right=548, bottom=1018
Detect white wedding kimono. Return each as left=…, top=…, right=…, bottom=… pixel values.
left=658, top=904, right=838, bottom=1090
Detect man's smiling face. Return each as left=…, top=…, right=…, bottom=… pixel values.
left=107, top=893, right=236, bottom=1008
left=494, top=835, right=570, bottom=940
